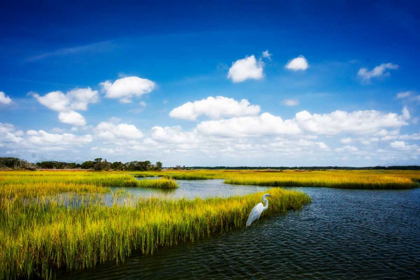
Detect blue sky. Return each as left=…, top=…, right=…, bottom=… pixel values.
left=1, top=0, right=420, bottom=166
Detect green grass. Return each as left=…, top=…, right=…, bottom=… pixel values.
left=136, top=178, right=178, bottom=188
left=0, top=186, right=309, bottom=279
left=135, top=170, right=420, bottom=189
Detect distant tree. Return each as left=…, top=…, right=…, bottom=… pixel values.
left=93, top=158, right=103, bottom=171
left=0, top=157, right=36, bottom=170
left=155, top=161, right=162, bottom=171
left=81, top=161, right=94, bottom=169
left=111, top=161, right=124, bottom=170
left=101, top=159, right=111, bottom=171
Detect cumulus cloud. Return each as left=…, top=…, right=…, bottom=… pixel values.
left=169, top=96, right=260, bottom=121
left=295, top=109, right=407, bottom=135
left=340, top=138, right=352, bottom=144
left=390, top=141, right=418, bottom=151
left=0, top=124, right=23, bottom=145
left=197, top=113, right=301, bottom=138
left=396, top=91, right=412, bottom=99
left=402, top=106, right=410, bottom=120
left=26, top=130, right=93, bottom=146
left=335, top=145, right=359, bottom=152
left=285, top=55, right=308, bottom=71
left=227, top=55, right=264, bottom=83
left=151, top=126, right=200, bottom=144
left=0, top=91, right=12, bottom=105
left=100, top=76, right=155, bottom=103
left=262, top=50, right=272, bottom=60
left=58, top=111, right=86, bottom=126
left=32, top=87, right=98, bottom=126
left=399, top=133, right=420, bottom=141
left=282, top=99, right=299, bottom=106
left=357, top=63, right=399, bottom=82
left=33, top=87, right=98, bottom=112
left=95, top=122, right=143, bottom=141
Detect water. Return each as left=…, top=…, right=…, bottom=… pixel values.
left=110, top=178, right=271, bottom=199
left=59, top=182, right=420, bottom=279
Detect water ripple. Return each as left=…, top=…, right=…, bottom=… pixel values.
left=59, top=187, right=420, bottom=279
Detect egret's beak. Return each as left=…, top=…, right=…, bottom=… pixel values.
left=269, top=195, right=274, bottom=199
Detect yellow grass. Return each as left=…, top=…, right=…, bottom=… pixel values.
left=0, top=170, right=309, bottom=279
left=133, top=169, right=420, bottom=189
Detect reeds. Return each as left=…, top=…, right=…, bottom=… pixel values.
left=135, top=170, right=420, bottom=189
left=136, top=178, right=178, bottom=188
left=0, top=184, right=309, bottom=279
left=224, top=175, right=417, bottom=189
left=0, top=171, right=176, bottom=191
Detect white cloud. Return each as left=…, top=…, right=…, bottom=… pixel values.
left=282, top=99, right=299, bottom=106
left=402, top=106, right=410, bottom=120
left=0, top=123, right=24, bottom=145
left=227, top=55, right=264, bottom=83
left=152, top=126, right=200, bottom=144
left=285, top=55, right=308, bottom=71
left=95, top=122, right=143, bottom=141
left=140, top=101, right=147, bottom=107
left=340, top=138, right=352, bottom=144
left=58, top=111, right=86, bottom=126
left=0, top=123, right=17, bottom=134
left=390, top=141, right=418, bottom=151
left=32, top=87, right=98, bottom=126
left=262, top=50, right=272, bottom=60
left=0, top=91, right=12, bottom=105
left=399, top=133, right=420, bottom=141
left=169, top=96, right=260, bottom=121
left=100, top=76, right=155, bottom=103
left=396, top=91, right=412, bottom=99
left=357, top=63, right=399, bottom=82
left=33, top=87, right=98, bottom=112
left=197, top=113, right=301, bottom=138
left=335, top=145, right=359, bottom=152
left=26, top=130, right=93, bottom=146
left=295, top=109, right=407, bottom=135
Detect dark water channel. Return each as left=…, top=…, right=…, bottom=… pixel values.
left=59, top=180, right=420, bottom=279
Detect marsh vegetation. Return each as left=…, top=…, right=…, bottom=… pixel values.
left=138, top=169, right=420, bottom=189
left=0, top=170, right=309, bottom=279
left=1, top=169, right=419, bottom=279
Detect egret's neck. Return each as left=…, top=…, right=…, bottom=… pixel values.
left=262, top=197, right=269, bottom=211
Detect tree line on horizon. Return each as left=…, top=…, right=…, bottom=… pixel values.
left=0, top=157, right=163, bottom=171
left=0, top=157, right=419, bottom=171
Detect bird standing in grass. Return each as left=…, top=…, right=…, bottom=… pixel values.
left=246, top=193, right=273, bottom=227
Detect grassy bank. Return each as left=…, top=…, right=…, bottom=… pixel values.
left=136, top=178, right=178, bottom=188
left=0, top=171, right=176, bottom=193
left=134, top=170, right=420, bottom=189
left=0, top=187, right=309, bottom=279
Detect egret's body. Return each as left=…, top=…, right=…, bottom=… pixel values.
left=246, top=193, right=272, bottom=227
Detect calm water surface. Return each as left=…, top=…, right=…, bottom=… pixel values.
left=59, top=181, right=420, bottom=279
left=110, top=178, right=271, bottom=199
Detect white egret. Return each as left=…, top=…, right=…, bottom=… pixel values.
left=246, top=193, right=273, bottom=227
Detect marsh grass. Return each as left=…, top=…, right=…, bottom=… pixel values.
left=138, top=170, right=420, bottom=189
left=224, top=175, right=417, bottom=189
left=136, top=178, right=178, bottom=188
left=0, top=171, right=176, bottom=194
left=0, top=186, right=309, bottom=279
